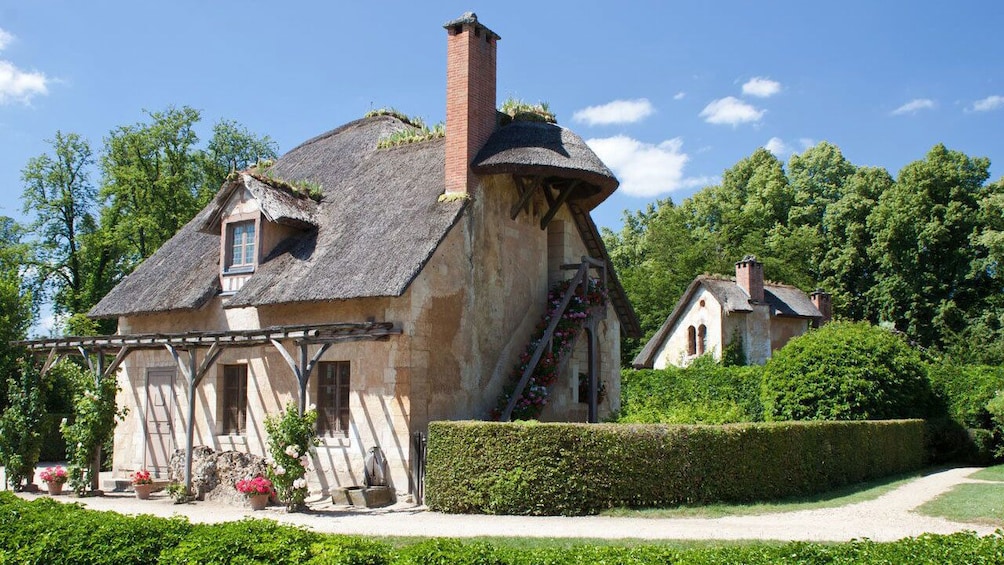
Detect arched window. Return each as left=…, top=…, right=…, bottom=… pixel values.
left=698, top=324, right=707, bottom=355
left=687, top=326, right=697, bottom=356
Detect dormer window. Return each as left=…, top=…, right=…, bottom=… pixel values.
left=226, top=220, right=257, bottom=273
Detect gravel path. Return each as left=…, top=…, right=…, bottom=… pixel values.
left=11, top=466, right=998, bottom=542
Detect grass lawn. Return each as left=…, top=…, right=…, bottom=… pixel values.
left=600, top=469, right=926, bottom=519
left=916, top=464, right=1004, bottom=526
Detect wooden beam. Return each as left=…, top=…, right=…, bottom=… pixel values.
left=509, top=176, right=539, bottom=220
left=102, top=346, right=132, bottom=380
left=539, top=180, right=580, bottom=230
left=39, top=348, right=64, bottom=379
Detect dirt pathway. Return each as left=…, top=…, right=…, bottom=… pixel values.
left=10, top=466, right=998, bottom=542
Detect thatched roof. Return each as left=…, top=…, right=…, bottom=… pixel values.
left=631, top=275, right=822, bottom=368
left=90, top=115, right=636, bottom=334
left=91, top=115, right=464, bottom=318
left=199, top=173, right=318, bottom=234
left=472, top=121, right=618, bottom=210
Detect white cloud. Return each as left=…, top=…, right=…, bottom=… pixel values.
left=586, top=135, right=710, bottom=197
left=673, top=91, right=686, bottom=100
left=572, top=98, right=654, bottom=126
left=742, top=77, right=781, bottom=98
left=971, top=95, right=1004, bottom=112
left=0, top=28, right=49, bottom=105
left=0, top=28, right=13, bottom=51
left=798, top=137, right=816, bottom=150
left=764, top=137, right=789, bottom=156
left=891, top=98, right=935, bottom=116
left=699, top=96, right=765, bottom=126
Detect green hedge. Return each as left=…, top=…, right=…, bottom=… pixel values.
left=619, top=361, right=764, bottom=424
left=1, top=492, right=1003, bottom=564
left=425, top=420, right=924, bottom=515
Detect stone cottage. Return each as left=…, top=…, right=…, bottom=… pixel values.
left=632, top=256, right=829, bottom=369
left=76, top=13, right=640, bottom=501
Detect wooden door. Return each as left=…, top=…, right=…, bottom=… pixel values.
left=145, top=369, right=175, bottom=475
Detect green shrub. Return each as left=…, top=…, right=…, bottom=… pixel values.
left=159, top=518, right=319, bottom=565
left=0, top=359, right=45, bottom=489
left=927, top=362, right=1004, bottom=429
left=619, top=358, right=764, bottom=424
left=307, top=536, right=393, bottom=565
left=2, top=492, right=1004, bottom=563
left=926, top=362, right=1004, bottom=462
left=762, top=322, right=931, bottom=421
left=0, top=492, right=191, bottom=564
left=425, top=419, right=924, bottom=515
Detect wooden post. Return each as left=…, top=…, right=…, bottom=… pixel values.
left=184, top=350, right=197, bottom=496
left=587, top=324, right=598, bottom=424
left=91, top=349, right=105, bottom=492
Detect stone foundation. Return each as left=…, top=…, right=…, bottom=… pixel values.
left=168, top=447, right=268, bottom=505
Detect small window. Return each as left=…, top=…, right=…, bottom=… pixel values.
left=687, top=326, right=697, bottom=356
left=698, top=324, right=707, bottom=355
left=317, top=361, right=350, bottom=437
left=222, top=365, right=248, bottom=435
left=226, top=220, right=256, bottom=272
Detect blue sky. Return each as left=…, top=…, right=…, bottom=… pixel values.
left=1, top=1, right=1002, bottom=331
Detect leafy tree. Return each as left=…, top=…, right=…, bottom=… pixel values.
left=0, top=217, right=35, bottom=409
left=99, top=106, right=203, bottom=266
left=868, top=144, right=992, bottom=348
left=20, top=132, right=102, bottom=316
left=762, top=322, right=931, bottom=421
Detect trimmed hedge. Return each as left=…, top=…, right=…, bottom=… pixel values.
left=425, top=420, right=924, bottom=515
left=1, top=493, right=1003, bottom=564
left=619, top=361, right=764, bottom=424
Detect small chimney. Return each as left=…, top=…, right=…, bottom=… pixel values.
left=444, top=12, right=500, bottom=196
left=735, top=255, right=764, bottom=303
left=810, top=289, right=832, bottom=327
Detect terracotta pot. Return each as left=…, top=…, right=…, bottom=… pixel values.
left=134, top=483, right=154, bottom=500
left=46, top=482, right=64, bottom=496
left=249, top=493, right=269, bottom=511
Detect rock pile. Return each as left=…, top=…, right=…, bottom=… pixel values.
left=168, top=447, right=268, bottom=505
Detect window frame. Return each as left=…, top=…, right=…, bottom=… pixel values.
left=224, top=218, right=258, bottom=274
left=315, top=361, right=351, bottom=438
left=220, top=364, right=248, bottom=436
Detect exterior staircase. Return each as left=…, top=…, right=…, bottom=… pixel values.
left=500, top=257, right=608, bottom=422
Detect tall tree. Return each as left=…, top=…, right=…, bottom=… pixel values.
left=20, top=132, right=98, bottom=315
left=100, top=106, right=203, bottom=266
left=868, top=144, right=991, bottom=347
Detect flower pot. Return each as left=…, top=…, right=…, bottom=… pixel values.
left=134, top=483, right=154, bottom=500
left=248, top=493, right=269, bottom=511
left=46, top=482, right=63, bottom=496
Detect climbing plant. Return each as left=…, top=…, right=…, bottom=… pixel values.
left=264, top=402, right=320, bottom=511
left=60, top=361, right=125, bottom=495
left=494, top=278, right=607, bottom=420
left=0, top=359, right=45, bottom=490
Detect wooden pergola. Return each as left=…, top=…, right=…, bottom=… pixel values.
left=17, top=322, right=400, bottom=495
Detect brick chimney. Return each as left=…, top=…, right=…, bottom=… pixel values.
left=810, top=289, right=832, bottom=327
left=735, top=255, right=764, bottom=303
left=444, top=12, right=500, bottom=196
